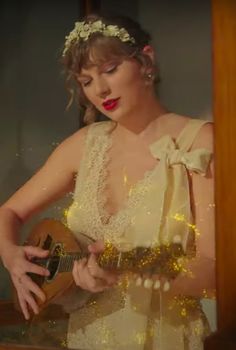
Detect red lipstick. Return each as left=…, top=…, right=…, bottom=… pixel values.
left=102, top=98, right=120, bottom=111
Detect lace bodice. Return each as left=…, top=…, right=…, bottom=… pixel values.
left=66, top=117, right=212, bottom=253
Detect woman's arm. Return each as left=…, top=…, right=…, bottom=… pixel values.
left=0, top=126, right=88, bottom=318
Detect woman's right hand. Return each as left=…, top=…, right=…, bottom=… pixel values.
left=2, top=244, right=50, bottom=320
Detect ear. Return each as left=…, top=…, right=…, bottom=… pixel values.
left=142, top=45, right=155, bottom=63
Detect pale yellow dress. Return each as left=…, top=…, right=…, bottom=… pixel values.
left=66, top=116, right=213, bottom=350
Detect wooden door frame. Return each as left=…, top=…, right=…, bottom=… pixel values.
left=205, top=0, right=236, bottom=348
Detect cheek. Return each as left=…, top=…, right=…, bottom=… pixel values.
left=123, top=65, right=144, bottom=86
left=82, top=88, right=96, bottom=104
left=118, top=71, right=144, bottom=97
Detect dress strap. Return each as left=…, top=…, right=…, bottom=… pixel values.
left=176, top=118, right=211, bottom=151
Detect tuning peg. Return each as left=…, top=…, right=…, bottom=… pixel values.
left=163, top=280, right=170, bottom=292
left=153, top=279, right=161, bottom=290
left=135, top=276, right=143, bottom=286
left=144, top=278, right=154, bottom=289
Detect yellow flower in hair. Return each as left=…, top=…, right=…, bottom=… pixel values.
left=91, top=20, right=104, bottom=31
left=119, top=28, right=132, bottom=42
left=62, top=20, right=135, bottom=57
left=105, top=25, right=118, bottom=36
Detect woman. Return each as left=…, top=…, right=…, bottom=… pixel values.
left=0, top=14, right=215, bottom=350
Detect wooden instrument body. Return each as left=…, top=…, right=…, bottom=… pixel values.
left=23, top=219, right=80, bottom=310
left=14, top=218, right=184, bottom=314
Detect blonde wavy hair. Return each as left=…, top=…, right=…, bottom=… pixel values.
left=61, top=14, right=159, bottom=126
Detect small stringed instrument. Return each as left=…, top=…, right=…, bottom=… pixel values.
left=14, top=218, right=184, bottom=313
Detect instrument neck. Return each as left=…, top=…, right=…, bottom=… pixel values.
left=58, top=252, right=88, bottom=272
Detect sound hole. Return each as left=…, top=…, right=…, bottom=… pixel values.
left=45, top=243, right=62, bottom=282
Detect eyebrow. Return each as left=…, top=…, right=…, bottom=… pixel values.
left=77, top=65, right=98, bottom=79
left=77, top=74, right=91, bottom=79
left=77, top=60, right=120, bottom=79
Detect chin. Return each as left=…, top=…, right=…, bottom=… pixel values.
left=111, top=107, right=134, bottom=123
left=104, top=109, right=125, bottom=122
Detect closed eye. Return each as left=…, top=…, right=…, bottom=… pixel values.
left=81, top=79, right=92, bottom=87
left=104, top=65, right=117, bottom=74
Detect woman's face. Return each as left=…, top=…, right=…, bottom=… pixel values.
left=77, top=57, right=150, bottom=122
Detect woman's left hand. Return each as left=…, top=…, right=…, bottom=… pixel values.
left=72, top=240, right=119, bottom=293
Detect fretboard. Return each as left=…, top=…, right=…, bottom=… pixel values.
left=58, top=252, right=87, bottom=272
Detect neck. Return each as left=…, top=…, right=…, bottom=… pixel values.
left=117, top=90, right=169, bottom=135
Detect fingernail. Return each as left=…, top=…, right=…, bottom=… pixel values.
left=153, top=280, right=161, bottom=290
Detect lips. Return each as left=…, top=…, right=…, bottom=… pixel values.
left=102, top=98, right=120, bottom=111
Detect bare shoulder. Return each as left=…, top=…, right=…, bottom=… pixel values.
left=165, top=113, right=192, bottom=138
left=58, top=124, right=89, bottom=151
left=191, top=121, right=214, bottom=152
left=57, top=121, right=110, bottom=155
left=55, top=121, right=112, bottom=171
left=0, top=125, right=91, bottom=221
left=49, top=125, right=90, bottom=173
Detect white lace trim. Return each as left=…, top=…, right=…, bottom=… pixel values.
left=74, top=122, right=160, bottom=242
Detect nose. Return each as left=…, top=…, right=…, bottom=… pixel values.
left=94, top=77, right=111, bottom=98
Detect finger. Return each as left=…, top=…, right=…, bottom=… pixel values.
left=88, top=240, right=105, bottom=254
left=74, top=259, right=108, bottom=292
left=84, top=265, right=105, bottom=291
left=17, top=278, right=41, bottom=315
left=72, top=259, right=87, bottom=286
left=22, top=274, right=46, bottom=302
left=24, top=292, right=39, bottom=315
left=78, top=260, right=107, bottom=292
left=88, top=254, right=117, bottom=285
left=25, top=261, right=50, bottom=277
left=84, top=271, right=107, bottom=293
left=18, top=293, right=30, bottom=320
left=24, top=246, right=49, bottom=258
left=78, top=259, right=100, bottom=290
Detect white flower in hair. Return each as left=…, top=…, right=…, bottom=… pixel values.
left=62, top=20, right=135, bottom=57
left=105, top=25, right=118, bottom=36
left=119, top=28, right=131, bottom=42
left=91, top=20, right=104, bottom=31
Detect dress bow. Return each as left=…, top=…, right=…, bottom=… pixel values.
left=149, top=135, right=212, bottom=175
left=146, top=135, right=213, bottom=251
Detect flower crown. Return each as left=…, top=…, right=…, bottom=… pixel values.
left=62, top=20, right=135, bottom=57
